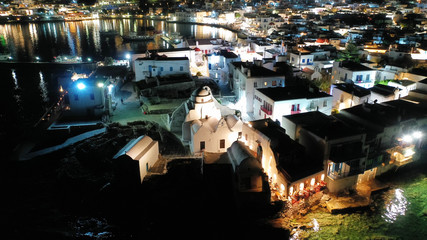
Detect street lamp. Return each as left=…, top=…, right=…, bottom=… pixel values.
left=77, top=82, right=86, bottom=90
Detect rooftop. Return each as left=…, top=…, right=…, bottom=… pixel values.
left=369, top=84, right=397, bottom=96
left=231, top=62, right=284, bottom=77
left=332, top=83, right=371, bottom=98
left=256, top=86, right=331, bottom=101
left=339, top=60, right=374, bottom=72
left=285, top=111, right=363, bottom=140
left=249, top=118, right=322, bottom=182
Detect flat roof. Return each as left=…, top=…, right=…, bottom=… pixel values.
left=231, top=62, right=284, bottom=77
left=135, top=56, right=189, bottom=61
left=257, top=86, right=331, bottom=101
left=284, top=111, right=363, bottom=140
left=340, top=60, right=373, bottom=72
left=333, top=83, right=371, bottom=98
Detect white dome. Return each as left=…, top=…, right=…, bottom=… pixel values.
left=195, top=86, right=213, bottom=103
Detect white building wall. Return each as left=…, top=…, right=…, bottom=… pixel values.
left=138, top=140, right=159, bottom=181
left=289, top=52, right=314, bottom=68
left=331, top=88, right=370, bottom=111
left=134, top=59, right=190, bottom=82
left=68, top=83, right=105, bottom=116
left=253, top=89, right=332, bottom=125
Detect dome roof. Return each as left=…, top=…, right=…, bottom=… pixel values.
left=190, top=86, right=213, bottom=104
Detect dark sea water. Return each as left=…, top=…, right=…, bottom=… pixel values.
left=0, top=19, right=237, bottom=62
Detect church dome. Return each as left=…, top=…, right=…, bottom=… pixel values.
left=190, top=86, right=213, bottom=104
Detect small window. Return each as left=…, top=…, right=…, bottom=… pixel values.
left=302, top=59, right=305, bottom=63
left=200, top=141, right=205, bottom=150
left=160, top=67, right=164, bottom=71
left=272, top=80, right=277, bottom=86
left=180, top=66, right=184, bottom=71
left=90, top=93, right=94, bottom=100
left=254, top=82, right=258, bottom=88
left=323, top=100, right=327, bottom=107
left=74, top=94, right=79, bottom=101
left=220, top=139, right=225, bottom=149
left=170, top=67, right=173, bottom=71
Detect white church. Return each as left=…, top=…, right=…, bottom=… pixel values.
left=182, top=86, right=243, bottom=154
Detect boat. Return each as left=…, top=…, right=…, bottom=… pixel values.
left=121, top=32, right=154, bottom=42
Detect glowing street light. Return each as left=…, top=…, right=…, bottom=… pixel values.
left=77, top=82, right=86, bottom=90
left=413, top=131, right=422, bottom=139
left=402, top=135, right=413, bottom=143
left=125, top=53, right=131, bottom=59
left=97, top=82, right=104, bottom=88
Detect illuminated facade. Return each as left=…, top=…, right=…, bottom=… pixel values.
left=282, top=100, right=426, bottom=193
left=182, top=86, right=242, bottom=154
left=65, top=75, right=112, bottom=118
left=229, top=61, right=285, bottom=114
left=253, top=86, right=332, bottom=125
left=332, top=61, right=377, bottom=89
left=241, top=119, right=325, bottom=200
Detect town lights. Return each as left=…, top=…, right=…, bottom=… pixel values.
left=107, top=84, right=114, bottom=94
left=413, top=131, right=422, bottom=139
left=77, top=82, right=86, bottom=90
left=402, top=135, right=413, bottom=143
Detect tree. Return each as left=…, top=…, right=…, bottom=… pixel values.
left=336, top=42, right=360, bottom=63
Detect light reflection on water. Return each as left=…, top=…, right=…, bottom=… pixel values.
left=39, top=71, right=49, bottom=103
left=382, top=188, right=409, bottom=223
left=0, top=19, right=237, bottom=62
left=312, top=218, right=319, bottom=232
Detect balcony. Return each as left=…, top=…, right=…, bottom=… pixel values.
left=260, top=106, right=272, bottom=115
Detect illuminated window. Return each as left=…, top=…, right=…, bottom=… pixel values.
left=264, top=81, right=267, bottom=86
left=272, top=80, right=276, bottom=86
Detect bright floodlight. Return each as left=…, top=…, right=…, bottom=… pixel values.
left=402, top=135, right=413, bottom=143
left=413, top=131, right=422, bottom=139
left=125, top=53, right=131, bottom=59
left=107, top=84, right=114, bottom=94
left=77, top=82, right=86, bottom=90
left=97, top=82, right=104, bottom=88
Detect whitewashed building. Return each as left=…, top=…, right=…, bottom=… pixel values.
left=229, top=61, right=285, bottom=114
left=253, top=86, right=332, bottom=125
left=332, top=61, right=377, bottom=89
left=330, top=83, right=371, bottom=111
left=182, top=86, right=243, bottom=154
left=113, top=135, right=159, bottom=183
left=134, top=57, right=190, bottom=82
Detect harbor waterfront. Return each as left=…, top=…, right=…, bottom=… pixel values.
left=0, top=18, right=237, bottom=62
left=1, top=10, right=427, bottom=240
